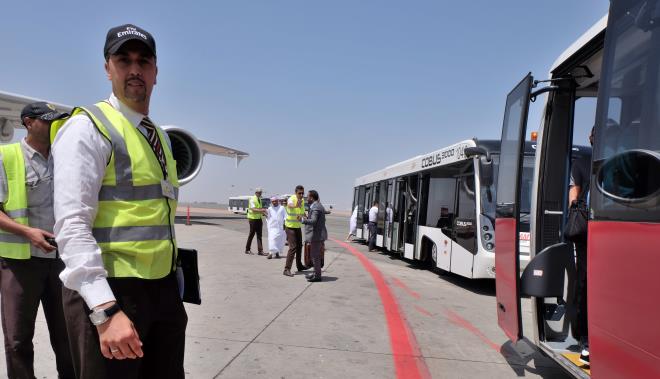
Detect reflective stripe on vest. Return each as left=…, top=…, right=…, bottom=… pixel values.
left=0, top=143, right=31, bottom=259
left=285, top=196, right=305, bottom=228
left=247, top=195, right=262, bottom=220
left=52, top=102, right=180, bottom=279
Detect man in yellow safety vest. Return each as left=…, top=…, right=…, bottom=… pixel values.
left=283, top=185, right=307, bottom=277
left=0, top=102, right=73, bottom=378
left=245, top=187, right=267, bottom=255
left=51, top=24, right=186, bottom=378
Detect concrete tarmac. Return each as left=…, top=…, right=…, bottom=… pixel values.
left=0, top=211, right=570, bottom=378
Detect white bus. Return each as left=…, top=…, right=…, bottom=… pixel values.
left=352, top=139, right=538, bottom=279
left=228, top=196, right=272, bottom=214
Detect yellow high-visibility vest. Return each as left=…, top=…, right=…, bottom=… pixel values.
left=285, top=195, right=305, bottom=229
left=0, top=143, right=31, bottom=259
left=51, top=102, right=179, bottom=279
left=247, top=195, right=263, bottom=220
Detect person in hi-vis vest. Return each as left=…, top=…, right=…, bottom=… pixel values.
left=245, top=187, right=267, bottom=255
left=283, top=184, right=308, bottom=277
left=51, top=24, right=186, bottom=378
left=0, top=102, right=74, bottom=379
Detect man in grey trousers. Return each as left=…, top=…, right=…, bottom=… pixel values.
left=302, top=190, right=327, bottom=282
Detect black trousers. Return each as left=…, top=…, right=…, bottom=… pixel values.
left=368, top=222, right=377, bottom=250
left=62, top=273, right=187, bottom=379
left=285, top=227, right=304, bottom=271
left=245, top=219, right=264, bottom=253
left=309, top=241, right=323, bottom=278
left=574, top=239, right=588, bottom=344
left=0, top=257, right=74, bottom=379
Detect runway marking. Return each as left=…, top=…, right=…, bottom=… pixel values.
left=414, top=305, right=433, bottom=317
left=444, top=308, right=501, bottom=352
left=389, top=274, right=504, bottom=354
left=391, top=277, right=421, bottom=299
left=332, top=239, right=431, bottom=379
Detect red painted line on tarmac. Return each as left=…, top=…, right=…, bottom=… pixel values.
left=332, top=239, right=431, bottom=379
left=444, top=308, right=501, bottom=352
left=391, top=277, right=421, bottom=299
left=414, top=305, right=433, bottom=317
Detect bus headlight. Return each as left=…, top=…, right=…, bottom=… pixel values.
left=486, top=242, right=494, bottom=250
left=484, top=233, right=492, bottom=241
left=482, top=225, right=489, bottom=231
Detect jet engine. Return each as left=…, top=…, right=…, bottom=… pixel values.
left=163, top=126, right=203, bottom=185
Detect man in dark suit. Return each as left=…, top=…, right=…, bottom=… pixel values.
left=301, top=190, right=327, bottom=282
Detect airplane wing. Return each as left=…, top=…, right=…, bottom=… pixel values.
left=199, top=140, right=249, bottom=167
left=0, top=90, right=72, bottom=141
left=0, top=91, right=248, bottom=168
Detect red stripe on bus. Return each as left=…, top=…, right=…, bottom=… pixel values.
left=333, top=239, right=430, bottom=379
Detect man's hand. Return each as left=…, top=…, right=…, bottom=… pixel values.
left=96, top=307, right=143, bottom=360
left=23, top=227, right=56, bottom=253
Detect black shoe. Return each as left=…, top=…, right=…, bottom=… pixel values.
left=579, top=349, right=589, bottom=366
left=296, top=267, right=307, bottom=272
left=245, top=250, right=253, bottom=255
left=307, top=275, right=321, bottom=282
left=305, top=273, right=315, bottom=279
left=257, top=251, right=268, bottom=256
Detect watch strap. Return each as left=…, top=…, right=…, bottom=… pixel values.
left=103, top=303, right=121, bottom=318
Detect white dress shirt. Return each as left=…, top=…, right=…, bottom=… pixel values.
left=369, top=206, right=378, bottom=223
left=53, top=93, right=171, bottom=309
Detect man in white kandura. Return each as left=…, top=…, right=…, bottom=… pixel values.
left=266, top=196, right=286, bottom=259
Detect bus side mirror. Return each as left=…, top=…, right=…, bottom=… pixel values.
left=479, top=157, right=494, bottom=187
left=596, top=149, right=660, bottom=208
left=465, top=147, right=494, bottom=187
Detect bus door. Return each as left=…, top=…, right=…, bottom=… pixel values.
left=450, top=174, right=477, bottom=278
left=589, top=2, right=660, bottom=375
left=392, top=179, right=406, bottom=254
left=377, top=180, right=388, bottom=247
left=385, top=180, right=395, bottom=250
left=402, top=175, right=418, bottom=259
left=356, top=186, right=366, bottom=239
left=415, top=174, right=430, bottom=260
left=495, top=74, right=533, bottom=342
left=419, top=176, right=456, bottom=272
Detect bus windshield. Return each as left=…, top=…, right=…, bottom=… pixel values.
left=482, top=154, right=534, bottom=220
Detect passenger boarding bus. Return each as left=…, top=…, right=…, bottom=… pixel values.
left=228, top=196, right=271, bottom=214
left=494, top=1, right=660, bottom=377
left=352, top=139, right=538, bottom=279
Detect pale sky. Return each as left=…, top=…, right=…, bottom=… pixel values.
left=1, top=1, right=609, bottom=209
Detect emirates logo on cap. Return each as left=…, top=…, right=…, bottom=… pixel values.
left=117, top=26, right=148, bottom=40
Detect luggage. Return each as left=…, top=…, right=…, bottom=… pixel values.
left=565, top=200, right=588, bottom=241
left=304, top=242, right=325, bottom=268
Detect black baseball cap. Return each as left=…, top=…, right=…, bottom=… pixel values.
left=104, top=24, right=156, bottom=59
left=20, top=102, right=69, bottom=125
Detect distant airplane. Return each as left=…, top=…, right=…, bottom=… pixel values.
left=0, top=90, right=249, bottom=184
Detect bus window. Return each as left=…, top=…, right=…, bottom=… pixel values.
left=425, top=177, right=457, bottom=232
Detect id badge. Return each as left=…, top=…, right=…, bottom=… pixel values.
left=161, top=179, right=176, bottom=200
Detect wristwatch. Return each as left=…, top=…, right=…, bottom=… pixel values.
left=89, top=303, right=121, bottom=326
